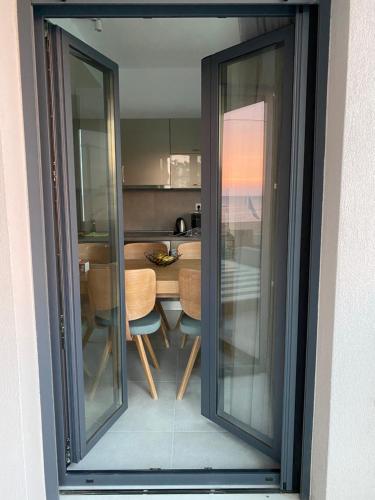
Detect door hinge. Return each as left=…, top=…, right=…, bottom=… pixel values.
left=52, top=161, right=57, bottom=185
left=65, top=437, right=71, bottom=466
left=60, top=314, right=65, bottom=349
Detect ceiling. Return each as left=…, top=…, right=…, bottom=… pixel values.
left=51, top=17, right=290, bottom=119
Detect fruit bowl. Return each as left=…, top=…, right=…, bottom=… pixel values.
left=145, top=251, right=181, bottom=267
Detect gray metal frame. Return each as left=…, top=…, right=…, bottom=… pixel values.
left=14, top=1, right=331, bottom=498
left=201, top=24, right=295, bottom=464
left=47, top=24, right=128, bottom=460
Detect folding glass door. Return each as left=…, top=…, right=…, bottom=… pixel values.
left=47, top=24, right=126, bottom=461
left=202, top=25, right=294, bottom=462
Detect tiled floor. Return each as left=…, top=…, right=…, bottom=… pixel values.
left=69, top=311, right=278, bottom=471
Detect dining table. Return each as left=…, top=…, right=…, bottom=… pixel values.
left=81, top=257, right=260, bottom=304
left=125, top=258, right=201, bottom=298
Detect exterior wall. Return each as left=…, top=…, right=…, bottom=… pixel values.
left=311, top=0, right=375, bottom=499
left=0, top=0, right=47, bottom=499
left=1, top=1, right=374, bottom=500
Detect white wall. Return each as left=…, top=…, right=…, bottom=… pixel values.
left=311, top=0, right=375, bottom=499
left=0, top=0, right=47, bottom=499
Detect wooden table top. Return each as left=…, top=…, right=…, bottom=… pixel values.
left=125, top=258, right=201, bottom=298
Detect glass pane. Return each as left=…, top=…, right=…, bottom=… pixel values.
left=217, top=43, right=285, bottom=448
left=70, top=53, right=122, bottom=442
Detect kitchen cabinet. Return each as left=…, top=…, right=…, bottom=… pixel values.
left=170, top=154, right=201, bottom=188
left=170, top=118, right=201, bottom=154
left=121, top=118, right=201, bottom=189
left=121, top=119, right=170, bottom=187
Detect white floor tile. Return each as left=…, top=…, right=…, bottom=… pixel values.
left=171, top=431, right=278, bottom=469
left=76, top=328, right=281, bottom=475
left=69, top=431, right=173, bottom=470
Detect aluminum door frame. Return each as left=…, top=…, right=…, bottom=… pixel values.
left=18, top=1, right=332, bottom=497
left=201, top=24, right=295, bottom=463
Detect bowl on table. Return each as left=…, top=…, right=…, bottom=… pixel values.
left=145, top=251, right=181, bottom=267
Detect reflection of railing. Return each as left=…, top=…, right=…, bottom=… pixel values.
left=247, top=196, right=260, bottom=220
left=222, top=195, right=262, bottom=223
left=221, top=259, right=260, bottom=303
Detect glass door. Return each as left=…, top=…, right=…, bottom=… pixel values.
left=202, top=25, right=294, bottom=461
left=47, top=24, right=126, bottom=461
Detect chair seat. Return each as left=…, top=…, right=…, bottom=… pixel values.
left=129, top=310, right=161, bottom=336
left=180, top=312, right=201, bottom=336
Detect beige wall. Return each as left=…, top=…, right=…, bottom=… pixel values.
left=311, top=0, right=375, bottom=499
left=0, top=0, right=46, bottom=499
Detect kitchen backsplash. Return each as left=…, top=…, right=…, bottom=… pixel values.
left=123, top=190, right=201, bottom=231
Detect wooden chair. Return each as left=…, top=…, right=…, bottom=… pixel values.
left=177, top=241, right=201, bottom=260
left=124, top=242, right=171, bottom=346
left=177, top=243, right=201, bottom=347
left=79, top=243, right=111, bottom=264
left=125, top=268, right=162, bottom=400
left=176, top=268, right=201, bottom=400
left=85, top=266, right=161, bottom=400
left=85, top=264, right=119, bottom=400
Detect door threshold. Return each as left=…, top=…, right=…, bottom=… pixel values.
left=60, top=487, right=283, bottom=495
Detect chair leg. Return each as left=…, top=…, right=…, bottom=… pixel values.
left=111, top=327, right=120, bottom=390
left=134, top=335, right=158, bottom=400
left=176, top=311, right=183, bottom=328
left=180, top=334, right=187, bottom=349
left=143, top=335, right=160, bottom=370
left=82, top=327, right=93, bottom=377
left=89, top=336, right=113, bottom=400
left=159, top=317, right=170, bottom=349
left=156, top=300, right=171, bottom=330
left=83, top=325, right=94, bottom=348
left=176, top=312, right=187, bottom=348
left=177, top=336, right=201, bottom=400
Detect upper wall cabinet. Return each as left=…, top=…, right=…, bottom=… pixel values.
left=121, top=119, right=170, bottom=187
left=121, top=118, right=201, bottom=189
left=170, top=119, right=201, bottom=154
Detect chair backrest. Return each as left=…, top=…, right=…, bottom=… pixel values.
left=87, top=265, right=118, bottom=312
left=179, top=268, right=201, bottom=320
left=124, top=242, right=168, bottom=259
left=177, top=241, right=201, bottom=260
left=125, top=268, right=156, bottom=321
left=79, top=243, right=111, bottom=264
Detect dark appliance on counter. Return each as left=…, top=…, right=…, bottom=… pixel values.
left=174, top=217, right=187, bottom=235
left=191, top=211, right=201, bottom=229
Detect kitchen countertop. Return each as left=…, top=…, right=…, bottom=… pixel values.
left=124, top=230, right=201, bottom=242
left=78, top=230, right=201, bottom=243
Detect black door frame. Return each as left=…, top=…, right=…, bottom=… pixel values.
left=17, top=1, right=331, bottom=498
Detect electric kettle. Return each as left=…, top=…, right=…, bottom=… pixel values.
left=175, top=217, right=187, bottom=234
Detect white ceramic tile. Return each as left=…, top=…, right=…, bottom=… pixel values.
left=171, top=431, right=278, bottom=470
left=127, top=346, right=178, bottom=382
left=108, top=381, right=175, bottom=432
left=174, top=381, right=223, bottom=432
left=69, top=431, right=173, bottom=470
left=80, top=329, right=282, bottom=475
